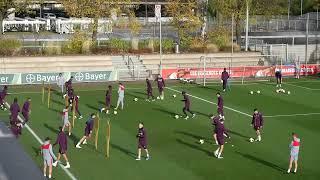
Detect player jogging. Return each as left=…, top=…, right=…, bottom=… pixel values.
left=76, top=113, right=95, bottom=149
left=101, top=85, right=112, bottom=114
left=221, top=68, right=229, bottom=92
left=57, top=73, right=65, bottom=95
left=146, top=79, right=155, bottom=101
left=155, top=75, right=165, bottom=100
left=0, top=85, right=8, bottom=110
left=211, top=114, right=230, bottom=145
left=52, top=126, right=70, bottom=169
left=275, top=67, right=282, bottom=87
left=287, top=133, right=300, bottom=174
left=74, top=95, right=82, bottom=119
left=41, top=137, right=57, bottom=179
left=136, top=122, right=150, bottom=161
left=181, top=91, right=195, bottom=120
left=216, top=92, right=224, bottom=119
left=251, top=108, right=263, bottom=142
left=115, top=83, right=125, bottom=110
left=22, top=97, right=31, bottom=123
left=61, top=106, right=71, bottom=136
left=214, top=117, right=226, bottom=159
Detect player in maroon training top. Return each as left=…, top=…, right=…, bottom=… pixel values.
left=216, top=92, right=224, bottom=119
left=76, top=113, right=95, bottom=149
left=221, top=68, right=229, bottom=92
left=101, top=85, right=112, bottom=114
left=10, top=98, right=23, bottom=137
left=155, top=75, right=165, bottom=100
left=65, top=76, right=73, bottom=93
left=146, top=79, right=155, bottom=101
left=0, top=85, right=8, bottom=110
left=52, top=126, right=70, bottom=169
left=74, top=95, right=82, bottom=119
left=251, top=108, right=264, bottom=142
left=136, top=122, right=150, bottom=160
left=181, top=91, right=196, bottom=120
left=214, top=118, right=226, bottom=159
left=22, top=98, right=31, bottom=123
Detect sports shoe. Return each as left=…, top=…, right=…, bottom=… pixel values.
left=68, top=132, right=71, bottom=136
left=184, top=116, right=189, bottom=120
left=146, top=156, right=150, bottom=160
left=214, top=151, right=218, bottom=157
left=100, top=108, right=105, bottom=113
left=192, top=114, right=196, bottom=118
left=82, top=141, right=87, bottom=145
left=52, top=161, right=58, bottom=167
left=135, top=158, right=141, bottom=161
left=75, top=145, right=82, bottom=149
left=217, top=156, right=224, bottom=159
left=79, top=116, right=83, bottom=119
left=64, top=163, right=70, bottom=169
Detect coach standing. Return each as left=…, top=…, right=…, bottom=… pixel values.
left=57, top=73, right=65, bottom=95
left=221, top=68, right=229, bottom=92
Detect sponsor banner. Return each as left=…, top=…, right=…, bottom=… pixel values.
left=0, top=70, right=115, bottom=85
left=162, top=65, right=320, bottom=80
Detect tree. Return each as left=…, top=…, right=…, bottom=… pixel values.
left=0, top=0, right=30, bottom=34
left=211, top=0, right=287, bottom=44
left=59, top=0, right=137, bottom=42
left=165, top=0, right=202, bottom=44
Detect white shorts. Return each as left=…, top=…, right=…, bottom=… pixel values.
left=44, top=158, right=53, bottom=166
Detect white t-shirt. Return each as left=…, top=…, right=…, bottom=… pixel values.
left=57, top=76, right=65, bottom=86
left=118, top=85, right=125, bottom=97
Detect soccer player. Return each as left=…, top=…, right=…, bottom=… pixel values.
left=74, top=95, right=82, bottom=119
left=294, top=60, right=300, bottom=79
left=181, top=91, right=195, bottom=120
left=101, top=85, right=112, bottom=114
left=65, top=76, right=73, bottom=93
left=211, top=114, right=230, bottom=145
left=52, top=126, right=70, bottom=169
left=214, top=118, right=226, bottom=159
left=67, top=88, right=75, bottom=107
left=287, top=133, right=300, bottom=174
left=275, top=67, right=282, bottom=87
left=22, top=97, right=31, bottom=123
left=216, top=92, right=224, bottom=119
left=0, top=85, right=8, bottom=110
left=61, top=106, right=71, bottom=136
left=115, top=83, right=125, bottom=110
left=76, top=113, right=95, bottom=149
left=136, top=122, right=150, bottom=160
left=146, top=79, right=155, bottom=101
left=221, top=68, right=229, bottom=92
left=41, top=137, right=56, bottom=179
left=57, top=73, right=65, bottom=95
left=10, top=98, right=23, bottom=138
left=251, top=108, right=263, bottom=142
left=155, top=74, right=165, bottom=100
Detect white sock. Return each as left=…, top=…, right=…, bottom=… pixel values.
left=218, top=152, right=221, bottom=157
left=44, top=174, right=46, bottom=177
left=287, top=169, right=291, bottom=173
left=294, top=169, right=297, bottom=173
left=49, top=175, right=51, bottom=178
left=258, top=135, right=261, bottom=141
left=83, top=139, right=87, bottom=144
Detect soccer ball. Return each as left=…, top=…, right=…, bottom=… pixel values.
left=174, top=115, right=179, bottom=119
left=249, top=138, right=254, bottom=142
left=250, top=91, right=254, bottom=95
left=276, top=89, right=280, bottom=93
left=113, top=111, right=118, bottom=115
left=199, top=139, right=204, bottom=144
left=257, top=90, right=261, bottom=94
left=172, top=94, right=176, bottom=98
left=287, top=91, right=291, bottom=95
left=157, top=96, right=160, bottom=100
left=134, top=98, right=138, bottom=101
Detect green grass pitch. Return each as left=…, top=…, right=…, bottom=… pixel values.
left=1, top=78, right=320, bottom=180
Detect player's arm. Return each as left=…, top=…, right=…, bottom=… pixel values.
left=162, top=79, right=165, bottom=87
left=49, top=144, right=57, bottom=160
left=260, top=114, right=264, bottom=127
left=251, top=115, right=254, bottom=126
left=53, top=135, right=59, bottom=146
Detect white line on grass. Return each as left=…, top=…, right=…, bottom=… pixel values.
left=9, top=83, right=260, bottom=95
left=4, top=102, right=78, bottom=180
left=165, top=87, right=252, bottom=117
left=264, top=112, right=320, bottom=118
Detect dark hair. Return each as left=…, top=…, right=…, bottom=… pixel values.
left=254, top=108, right=258, bottom=112
left=4, top=85, right=8, bottom=89
left=139, top=122, right=144, bottom=125
left=224, top=68, right=226, bottom=71
left=90, top=113, right=95, bottom=117
left=14, top=98, right=18, bottom=103
left=182, top=91, right=186, bottom=95
left=45, top=137, right=50, bottom=141
left=208, top=114, right=214, bottom=118
left=70, top=76, right=74, bottom=79
left=108, top=85, right=112, bottom=89
left=216, top=92, right=221, bottom=95
left=59, top=126, right=63, bottom=132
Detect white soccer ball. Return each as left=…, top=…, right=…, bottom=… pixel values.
left=157, top=96, right=160, bottom=100
left=172, top=94, right=176, bottom=98
left=287, top=91, right=291, bottom=95
left=276, top=89, right=280, bottom=93
left=257, top=90, right=261, bottom=94
left=113, top=111, right=117, bottom=115
left=250, top=91, right=254, bottom=95
left=199, top=139, right=204, bottom=144
left=134, top=98, right=138, bottom=101
left=249, top=138, right=254, bottom=142
left=174, top=115, right=179, bottom=119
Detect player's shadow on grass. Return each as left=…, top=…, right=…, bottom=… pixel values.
left=85, top=104, right=100, bottom=112
left=175, top=131, right=205, bottom=141
left=192, top=110, right=209, bottom=117
left=153, top=108, right=177, bottom=116
left=51, top=99, right=64, bottom=106
left=98, top=101, right=115, bottom=109
left=228, top=130, right=250, bottom=139
left=126, top=91, right=145, bottom=99
left=44, top=123, right=80, bottom=146
left=236, top=151, right=285, bottom=172
left=200, top=85, right=220, bottom=92
left=176, top=139, right=211, bottom=156
left=110, top=143, right=136, bottom=158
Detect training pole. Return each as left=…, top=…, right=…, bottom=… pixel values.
left=47, top=85, right=51, bottom=108
left=95, top=114, right=100, bottom=150
left=72, top=100, right=76, bottom=127
left=42, top=81, right=45, bottom=103
left=106, top=120, right=110, bottom=158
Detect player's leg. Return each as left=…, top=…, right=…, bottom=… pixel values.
left=62, top=154, right=70, bottom=168
left=48, top=160, right=53, bottom=179
left=136, top=148, right=142, bottom=160
left=43, top=161, right=47, bottom=177
left=218, top=145, right=224, bottom=158
left=214, top=147, right=220, bottom=157
left=287, top=157, right=293, bottom=173
left=144, top=148, right=150, bottom=160
left=294, top=158, right=298, bottom=173
left=115, top=97, right=120, bottom=109
left=213, top=133, right=218, bottom=145
left=76, top=108, right=83, bottom=119
left=76, top=136, right=86, bottom=148
left=183, top=107, right=189, bottom=120
left=67, top=123, right=71, bottom=136
left=223, top=80, right=227, bottom=91
left=120, top=96, right=124, bottom=110
left=53, top=153, right=60, bottom=167
left=187, top=108, right=196, bottom=118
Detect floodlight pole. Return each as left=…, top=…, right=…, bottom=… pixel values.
left=300, top=0, right=303, bottom=17
left=231, top=13, right=234, bottom=71
left=245, top=0, right=249, bottom=51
